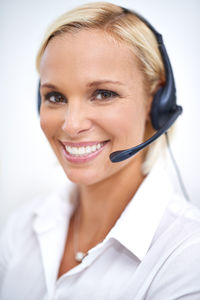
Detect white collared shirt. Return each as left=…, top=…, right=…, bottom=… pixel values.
left=1, top=160, right=200, bottom=300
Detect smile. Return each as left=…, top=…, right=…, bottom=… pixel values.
left=60, top=141, right=108, bottom=163
left=65, top=142, right=103, bottom=156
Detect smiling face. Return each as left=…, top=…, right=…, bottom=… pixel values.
left=39, top=29, right=152, bottom=186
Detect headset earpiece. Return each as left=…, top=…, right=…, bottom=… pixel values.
left=150, top=38, right=178, bottom=130
left=151, top=87, right=165, bottom=130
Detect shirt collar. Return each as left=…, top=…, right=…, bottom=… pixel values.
left=33, top=159, right=173, bottom=262
left=105, top=158, right=173, bottom=261
left=33, top=185, right=77, bottom=234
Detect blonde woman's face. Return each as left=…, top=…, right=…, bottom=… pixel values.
left=39, top=29, right=151, bottom=186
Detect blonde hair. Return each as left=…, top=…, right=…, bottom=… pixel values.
left=36, top=2, right=174, bottom=174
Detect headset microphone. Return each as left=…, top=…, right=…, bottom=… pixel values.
left=109, top=7, right=183, bottom=163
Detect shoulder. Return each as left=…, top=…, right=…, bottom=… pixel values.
left=0, top=194, right=45, bottom=287
left=153, top=192, right=200, bottom=244
left=168, top=195, right=200, bottom=241
left=0, top=184, right=74, bottom=267
left=0, top=194, right=45, bottom=247
left=0, top=191, right=57, bottom=240
left=147, top=196, right=200, bottom=299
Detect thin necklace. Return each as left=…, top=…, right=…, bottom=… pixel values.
left=73, top=207, right=88, bottom=263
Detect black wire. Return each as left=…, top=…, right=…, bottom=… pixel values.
left=165, top=132, right=190, bottom=202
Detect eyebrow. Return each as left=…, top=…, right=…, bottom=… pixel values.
left=40, top=80, right=124, bottom=90
left=40, top=83, right=57, bottom=89
left=87, top=80, right=124, bottom=87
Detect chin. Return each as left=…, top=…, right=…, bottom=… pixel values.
left=64, top=168, right=103, bottom=186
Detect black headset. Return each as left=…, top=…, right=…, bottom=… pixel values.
left=37, top=6, right=182, bottom=163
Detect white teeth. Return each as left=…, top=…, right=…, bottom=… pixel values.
left=79, top=147, right=85, bottom=155
left=86, top=146, right=91, bottom=153
left=72, top=147, right=78, bottom=155
left=65, top=143, right=104, bottom=156
left=91, top=145, right=96, bottom=152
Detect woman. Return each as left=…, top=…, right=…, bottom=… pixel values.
left=1, top=2, right=200, bottom=299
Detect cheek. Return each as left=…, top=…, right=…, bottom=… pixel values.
left=40, top=109, right=59, bottom=140
left=99, top=102, right=147, bottom=144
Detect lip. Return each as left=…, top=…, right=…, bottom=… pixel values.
left=59, top=140, right=109, bottom=164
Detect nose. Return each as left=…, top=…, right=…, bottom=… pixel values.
left=61, top=100, right=93, bottom=137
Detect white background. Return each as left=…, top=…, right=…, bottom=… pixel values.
left=0, top=0, right=199, bottom=230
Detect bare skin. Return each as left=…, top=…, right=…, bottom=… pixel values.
left=39, top=29, right=153, bottom=278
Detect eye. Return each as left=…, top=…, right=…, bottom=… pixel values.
left=92, top=89, right=119, bottom=101
left=44, top=91, right=67, bottom=104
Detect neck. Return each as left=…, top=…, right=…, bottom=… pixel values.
left=77, top=156, right=145, bottom=237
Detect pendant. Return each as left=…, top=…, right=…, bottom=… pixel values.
left=75, top=251, right=87, bottom=262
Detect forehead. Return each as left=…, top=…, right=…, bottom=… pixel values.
left=39, top=29, right=142, bottom=85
